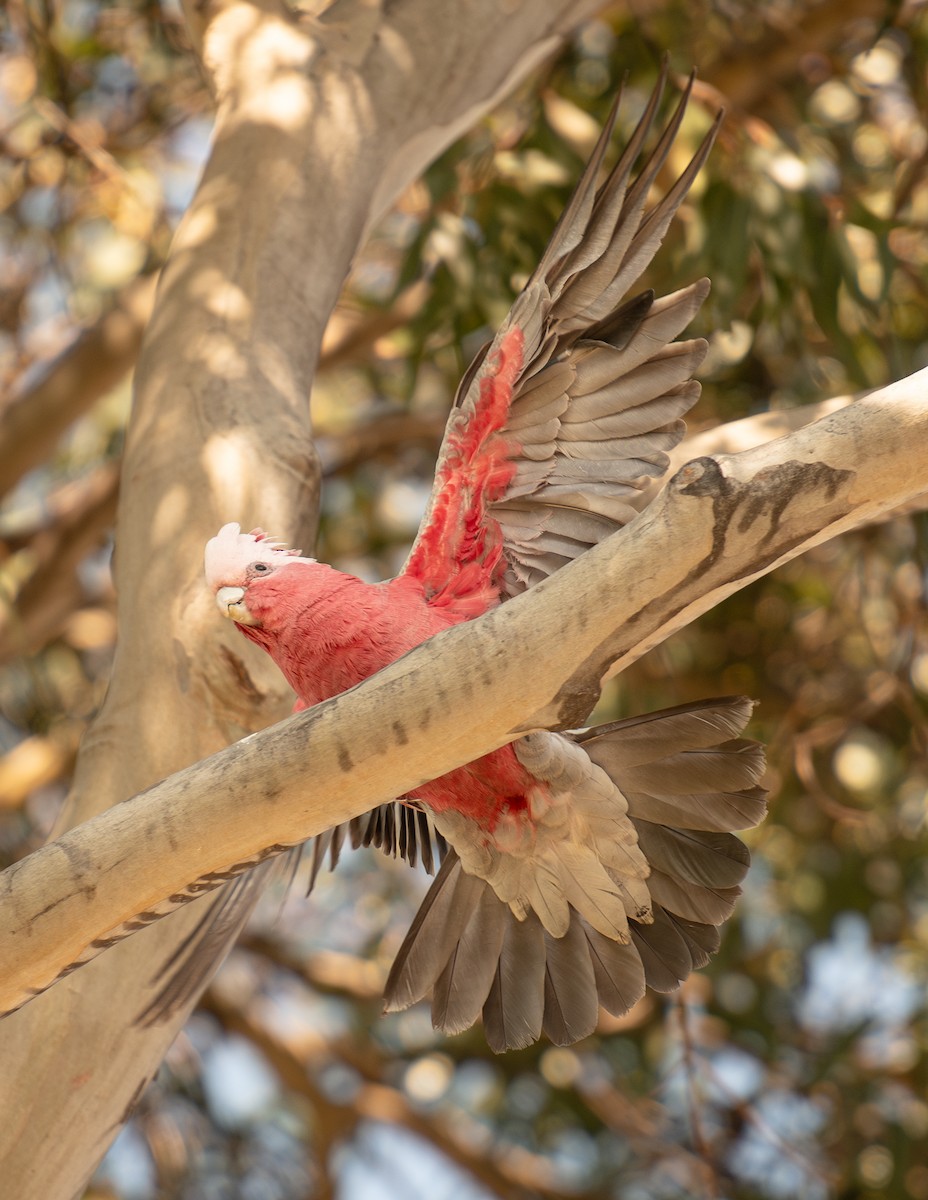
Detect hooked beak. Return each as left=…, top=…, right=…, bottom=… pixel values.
left=215, top=585, right=259, bottom=627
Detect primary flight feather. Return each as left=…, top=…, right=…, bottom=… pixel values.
left=198, top=70, right=767, bottom=1051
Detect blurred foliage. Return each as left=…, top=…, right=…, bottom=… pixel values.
left=1, top=1, right=928, bottom=1198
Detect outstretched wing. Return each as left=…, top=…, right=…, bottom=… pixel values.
left=401, top=66, right=720, bottom=610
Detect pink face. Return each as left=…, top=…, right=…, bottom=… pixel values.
left=204, top=523, right=315, bottom=627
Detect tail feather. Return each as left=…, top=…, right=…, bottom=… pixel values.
left=633, top=821, right=750, bottom=888
left=383, top=696, right=767, bottom=1051
left=483, top=914, right=547, bottom=1052
left=383, top=854, right=486, bottom=1010
left=575, top=696, right=756, bottom=764
left=541, top=920, right=599, bottom=1046
left=646, top=868, right=740, bottom=925
left=431, top=886, right=507, bottom=1035
left=629, top=905, right=696, bottom=992
left=666, top=910, right=721, bottom=968
left=581, top=920, right=646, bottom=1016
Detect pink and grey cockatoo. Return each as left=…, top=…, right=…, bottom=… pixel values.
left=202, top=74, right=767, bottom=1051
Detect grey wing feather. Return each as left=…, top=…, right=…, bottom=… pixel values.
left=624, top=786, right=768, bottom=833
left=633, top=821, right=750, bottom=888
left=665, top=911, right=721, bottom=968
left=581, top=919, right=647, bottom=1017
left=618, top=741, right=766, bottom=794
left=146, top=805, right=447, bottom=1026
left=645, top=869, right=741, bottom=925
left=580, top=698, right=767, bottom=832
left=308, top=802, right=448, bottom=894
left=574, top=696, right=757, bottom=763
left=384, top=853, right=487, bottom=1010
left=138, top=851, right=300, bottom=1026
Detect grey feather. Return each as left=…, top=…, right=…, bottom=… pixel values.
left=587, top=279, right=711, bottom=364
left=431, top=888, right=507, bottom=1035
left=625, top=786, right=769, bottom=833
left=587, top=287, right=656, bottom=350
left=581, top=920, right=647, bottom=1017
left=542, top=919, right=600, bottom=1045
left=632, top=820, right=750, bottom=888
left=665, top=912, right=721, bottom=969
left=564, top=341, right=707, bottom=420
left=546, top=66, right=673, bottom=301
left=553, top=77, right=713, bottom=326
left=577, top=697, right=758, bottom=764
left=482, top=913, right=547, bottom=1052
left=629, top=906, right=694, bottom=993
left=599, top=109, right=721, bottom=314
left=507, top=383, right=571, bottom=428
left=645, top=868, right=741, bottom=925
left=559, top=390, right=698, bottom=442
left=138, top=852, right=296, bottom=1026
left=384, top=853, right=488, bottom=1010
left=306, top=802, right=447, bottom=895
left=619, top=739, right=767, bottom=794
left=552, top=434, right=682, bottom=465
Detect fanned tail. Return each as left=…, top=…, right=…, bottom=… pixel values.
left=384, top=698, right=766, bottom=1051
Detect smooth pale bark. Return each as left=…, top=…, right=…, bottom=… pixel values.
left=3, top=368, right=928, bottom=1016
left=664, top=395, right=928, bottom=522
left=0, top=1, right=604, bottom=1197
left=669, top=396, right=859, bottom=461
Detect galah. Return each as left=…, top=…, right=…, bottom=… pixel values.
left=201, top=73, right=767, bottom=1051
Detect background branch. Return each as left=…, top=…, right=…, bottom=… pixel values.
left=0, top=274, right=157, bottom=501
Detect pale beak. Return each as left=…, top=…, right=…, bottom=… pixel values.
left=215, top=585, right=259, bottom=626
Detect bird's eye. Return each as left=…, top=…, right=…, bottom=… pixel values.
left=250, top=561, right=271, bottom=574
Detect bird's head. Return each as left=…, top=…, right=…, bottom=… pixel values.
left=204, top=523, right=315, bottom=627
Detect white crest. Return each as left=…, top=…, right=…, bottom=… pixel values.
left=204, top=523, right=315, bottom=589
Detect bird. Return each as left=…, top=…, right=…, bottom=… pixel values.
left=198, top=69, right=768, bottom=1052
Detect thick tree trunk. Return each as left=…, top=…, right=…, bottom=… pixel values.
left=0, top=2, right=603, bottom=1196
